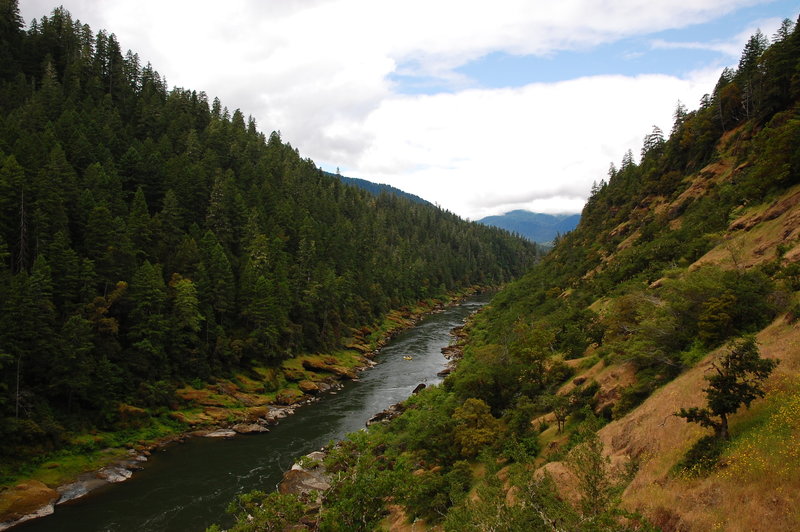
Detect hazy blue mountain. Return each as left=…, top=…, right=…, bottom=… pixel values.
left=324, top=171, right=431, bottom=205
left=478, top=210, right=580, bottom=243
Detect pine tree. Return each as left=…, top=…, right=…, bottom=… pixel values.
left=167, top=273, right=204, bottom=376
left=736, top=30, right=769, bottom=119
left=198, top=231, right=235, bottom=325
left=676, top=337, right=778, bottom=439
left=127, top=186, right=153, bottom=261
left=126, top=260, right=167, bottom=379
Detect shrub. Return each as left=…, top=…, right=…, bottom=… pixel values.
left=672, top=435, right=726, bottom=477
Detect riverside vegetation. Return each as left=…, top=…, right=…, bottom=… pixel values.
left=212, top=16, right=800, bottom=531
left=0, top=2, right=540, bottom=522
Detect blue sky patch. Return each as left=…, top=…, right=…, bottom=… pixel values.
left=390, top=1, right=799, bottom=95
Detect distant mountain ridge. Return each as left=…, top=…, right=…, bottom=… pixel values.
left=324, top=171, right=431, bottom=205
left=478, top=210, right=580, bottom=243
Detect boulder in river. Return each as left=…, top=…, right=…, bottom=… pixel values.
left=437, top=366, right=453, bottom=377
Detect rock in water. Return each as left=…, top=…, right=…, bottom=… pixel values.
left=366, top=402, right=406, bottom=426
left=97, top=466, right=133, bottom=483
left=56, top=478, right=108, bottom=505
left=204, top=429, right=237, bottom=438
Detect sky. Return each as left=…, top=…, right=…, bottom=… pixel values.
left=20, top=0, right=800, bottom=220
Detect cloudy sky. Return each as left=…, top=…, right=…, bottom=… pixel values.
left=21, top=1, right=799, bottom=220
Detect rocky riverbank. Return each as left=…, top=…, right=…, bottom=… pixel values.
left=0, top=385, right=350, bottom=531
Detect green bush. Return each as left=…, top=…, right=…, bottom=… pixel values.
left=213, top=490, right=305, bottom=532
left=672, top=435, right=726, bottom=477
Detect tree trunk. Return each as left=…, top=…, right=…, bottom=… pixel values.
left=718, top=414, right=729, bottom=440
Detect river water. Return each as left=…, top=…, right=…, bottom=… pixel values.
left=16, top=294, right=489, bottom=532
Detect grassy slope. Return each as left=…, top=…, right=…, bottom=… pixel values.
left=533, top=139, right=800, bottom=530
left=601, top=317, right=800, bottom=531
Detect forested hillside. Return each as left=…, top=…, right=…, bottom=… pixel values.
left=236, top=17, right=800, bottom=531
left=0, top=4, right=536, bottom=463
left=326, top=171, right=431, bottom=206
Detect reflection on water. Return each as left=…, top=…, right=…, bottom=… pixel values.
left=16, top=294, right=490, bottom=532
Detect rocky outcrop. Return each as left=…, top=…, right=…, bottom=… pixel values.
left=283, top=368, right=306, bottom=382
left=278, top=450, right=330, bottom=507
left=366, top=402, right=406, bottom=426
left=276, top=388, right=305, bottom=405
left=204, top=428, right=237, bottom=438
left=298, top=380, right=320, bottom=394
left=301, top=359, right=357, bottom=380
left=97, top=465, right=134, bottom=483
left=0, top=446, right=155, bottom=529
left=55, top=477, right=108, bottom=505
left=0, top=480, right=59, bottom=531
left=232, top=423, right=269, bottom=434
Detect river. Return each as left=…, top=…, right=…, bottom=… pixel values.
left=15, top=294, right=489, bottom=532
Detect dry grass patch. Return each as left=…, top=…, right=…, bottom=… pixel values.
left=596, top=315, right=800, bottom=530
left=692, top=184, right=800, bottom=271
left=176, top=386, right=238, bottom=407
left=558, top=359, right=604, bottom=395
left=616, top=228, right=642, bottom=252
left=533, top=461, right=581, bottom=509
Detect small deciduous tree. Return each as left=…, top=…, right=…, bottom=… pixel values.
left=452, top=398, right=502, bottom=458
left=676, top=336, right=777, bottom=440
left=568, top=422, right=612, bottom=519
left=542, top=394, right=570, bottom=433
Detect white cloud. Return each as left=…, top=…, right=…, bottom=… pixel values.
left=18, top=0, right=777, bottom=219
left=348, top=70, right=718, bottom=219
left=650, top=16, right=786, bottom=58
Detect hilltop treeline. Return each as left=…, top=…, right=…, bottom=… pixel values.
left=0, top=4, right=536, bottom=456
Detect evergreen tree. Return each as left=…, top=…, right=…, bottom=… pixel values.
left=0, top=1, right=24, bottom=81
left=198, top=231, right=235, bottom=325
left=127, top=186, right=153, bottom=260
left=167, top=273, right=204, bottom=376
left=126, top=260, right=168, bottom=379
left=676, top=337, right=777, bottom=440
